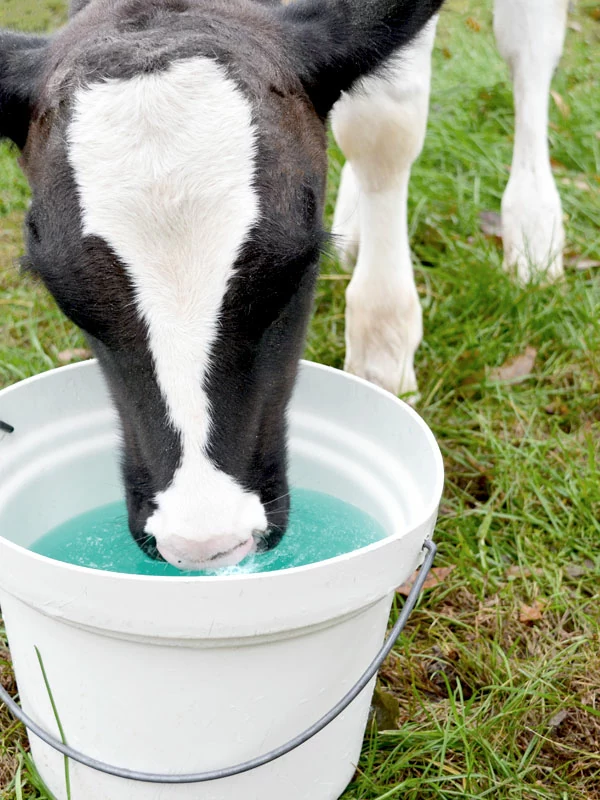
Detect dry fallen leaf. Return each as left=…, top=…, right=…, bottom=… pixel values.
left=519, top=600, right=545, bottom=624
left=565, top=257, right=600, bottom=270
left=479, top=210, right=503, bottom=240
left=561, top=176, right=591, bottom=191
left=491, top=347, right=537, bottom=383
left=565, top=560, right=595, bottom=579
left=506, top=566, right=544, bottom=580
left=466, top=17, right=482, bottom=32
left=397, top=565, right=456, bottom=597
left=57, top=348, right=93, bottom=365
left=548, top=709, right=569, bottom=730
left=551, top=90, right=571, bottom=118
left=507, top=566, right=529, bottom=579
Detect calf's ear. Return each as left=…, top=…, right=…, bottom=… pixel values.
left=0, top=31, right=49, bottom=150
left=279, top=0, right=444, bottom=118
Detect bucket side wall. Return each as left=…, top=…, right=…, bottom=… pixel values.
left=2, top=589, right=392, bottom=800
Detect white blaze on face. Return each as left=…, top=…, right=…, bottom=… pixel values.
left=68, top=57, right=267, bottom=569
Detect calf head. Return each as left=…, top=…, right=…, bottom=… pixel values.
left=0, top=0, right=443, bottom=570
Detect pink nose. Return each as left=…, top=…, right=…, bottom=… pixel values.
left=157, top=534, right=255, bottom=570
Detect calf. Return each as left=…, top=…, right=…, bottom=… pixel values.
left=0, top=0, right=443, bottom=569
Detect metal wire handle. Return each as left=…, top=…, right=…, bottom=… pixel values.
left=0, top=526, right=436, bottom=784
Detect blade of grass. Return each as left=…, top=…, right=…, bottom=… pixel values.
left=35, top=648, right=71, bottom=800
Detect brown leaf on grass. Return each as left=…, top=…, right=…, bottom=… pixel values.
left=590, top=7, right=600, bottom=21
left=57, top=348, right=92, bottom=365
left=565, top=256, right=600, bottom=270
left=548, top=709, right=569, bottom=731
left=561, top=175, right=592, bottom=192
left=519, top=600, right=545, bottom=624
left=490, top=347, right=537, bottom=383
left=551, top=90, right=571, bottom=118
left=397, top=565, right=456, bottom=597
left=505, top=565, right=543, bottom=579
left=441, top=47, right=452, bottom=60
left=479, top=210, right=502, bottom=240
left=565, top=560, right=595, bottom=579
left=466, top=17, right=481, bottom=32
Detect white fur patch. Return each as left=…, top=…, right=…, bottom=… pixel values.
left=331, top=22, right=437, bottom=398
left=68, top=57, right=267, bottom=565
left=494, top=0, right=568, bottom=283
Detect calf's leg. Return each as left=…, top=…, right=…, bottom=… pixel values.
left=331, top=19, right=438, bottom=397
left=494, top=0, right=569, bottom=283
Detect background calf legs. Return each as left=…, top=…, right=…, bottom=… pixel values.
left=331, top=20, right=438, bottom=397
left=494, top=0, right=569, bottom=283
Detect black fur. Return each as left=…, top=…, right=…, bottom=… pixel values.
left=1, top=0, right=443, bottom=557
left=0, top=32, right=48, bottom=148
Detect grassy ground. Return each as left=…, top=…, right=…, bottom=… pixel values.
left=1, top=1, right=599, bottom=798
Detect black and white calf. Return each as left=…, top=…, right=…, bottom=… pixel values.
left=0, top=0, right=567, bottom=570
left=0, top=0, right=444, bottom=569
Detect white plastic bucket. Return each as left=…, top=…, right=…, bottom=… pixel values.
left=0, top=360, right=443, bottom=800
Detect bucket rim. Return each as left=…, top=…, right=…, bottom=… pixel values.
left=0, top=359, right=444, bottom=585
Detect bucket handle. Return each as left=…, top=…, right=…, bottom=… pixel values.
left=0, top=539, right=437, bottom=784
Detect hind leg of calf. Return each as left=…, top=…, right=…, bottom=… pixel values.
left=330, top=20, right=437, bottom=398
left=494, top=0, right=569, bottom=284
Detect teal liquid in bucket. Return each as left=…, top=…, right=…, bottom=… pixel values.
left=30, top=489, right=387, bottom=576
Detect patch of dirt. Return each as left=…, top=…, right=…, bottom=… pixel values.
left=445, top=456, right=494, bottom=506
left=0, top=750, right=19, bottom=795
left=0, top=642, right=17, bottom=692
left=518, top=676, right=600, bottom=791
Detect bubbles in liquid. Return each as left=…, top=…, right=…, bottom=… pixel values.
left=30, top=489, right=387, bottom=576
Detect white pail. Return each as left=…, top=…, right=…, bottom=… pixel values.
left=0, top=360, right=443, bottom=800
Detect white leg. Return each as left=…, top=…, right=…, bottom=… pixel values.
left=494, top=0, right=569, bottom=283
left=332, top=161, right=360, bottom=266
left=331, top=19, right=437, bottom=397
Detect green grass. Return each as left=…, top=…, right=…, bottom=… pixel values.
left=1, top=1, right=600, bottom=798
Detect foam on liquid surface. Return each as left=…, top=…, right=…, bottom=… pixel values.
left=31, top=489, right=387, bottom=576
